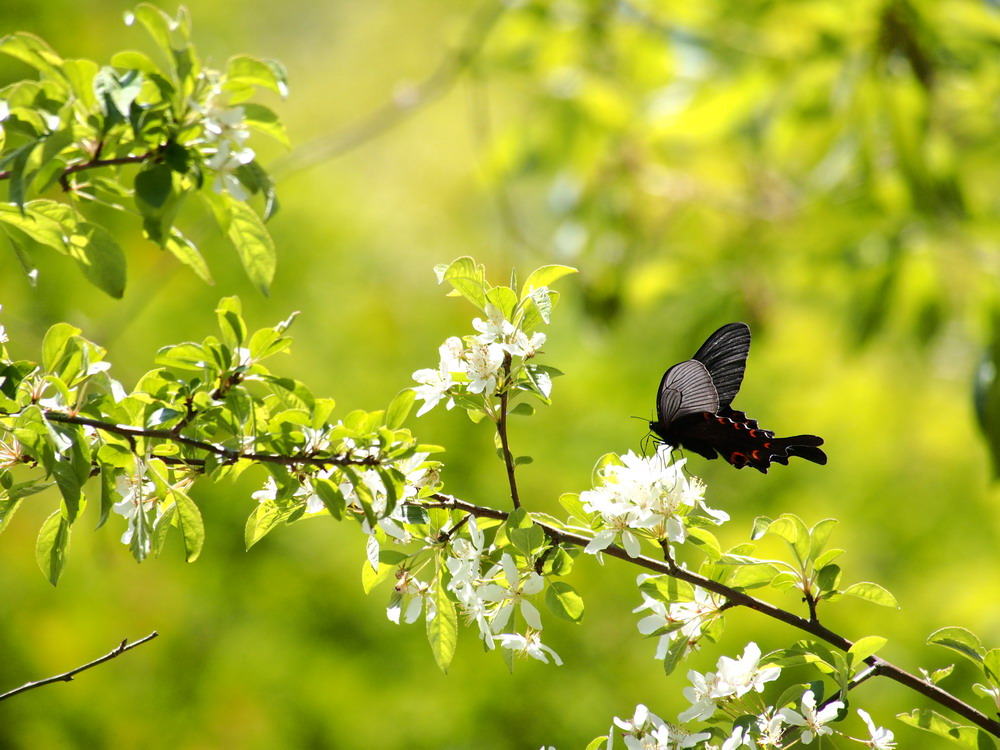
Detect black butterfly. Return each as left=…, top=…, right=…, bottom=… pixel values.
left=649, top=322, right=826, bottom=473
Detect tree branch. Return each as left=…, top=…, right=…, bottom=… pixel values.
left=419, top=493, right=1000, bottom=737
left=39, top=412, right=383, bottom=470
left=0, top=632, right=159, bottom=702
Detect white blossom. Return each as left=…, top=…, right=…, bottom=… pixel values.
left=496, top=631, right=562, bottom=665
left=113, top=473, right=158, bottom=554
left=779, top=689, right=843, bottom=744
left=716, top=642, right=780, bottom=697
left=857, top=709, right=896, bottom=749
left=473, top=303, right=515, bottom=343
left=465, top=341, right=504, bottom=394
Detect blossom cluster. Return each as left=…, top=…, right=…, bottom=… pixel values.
left=396, top=515, right=563, bottom=665
left=578, top=448, right=728, bottom=559
left=412, top=303, right=546, bottom=417
left=609, top=642, right=896, bottom=749
left=633, top=576, right=725, bottom=662
left=192, top=83, right=255, bottom=200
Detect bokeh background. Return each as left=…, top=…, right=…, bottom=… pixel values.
left=3, top=0, right=1000, bottom=747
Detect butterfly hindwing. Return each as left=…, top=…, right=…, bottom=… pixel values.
left=692, top=322, right=751, bottom=408
left=655, top=359, right=719, bottom=428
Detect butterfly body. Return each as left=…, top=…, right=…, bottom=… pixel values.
left=649, top=323, right=826, bottom=473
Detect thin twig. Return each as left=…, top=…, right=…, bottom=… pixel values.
left=496, top=353, right=520, bottom=509
left=0, top=632, right=159, bottom=702
left=39, top=412, right=382, bottom=470
left=418, top=493, right=1000, bottom=737
left=271, top=0, right=507, bottom=180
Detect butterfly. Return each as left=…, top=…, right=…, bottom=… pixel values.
left=649, top=322, right=826, bottom=473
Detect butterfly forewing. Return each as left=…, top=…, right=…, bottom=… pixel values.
left=656, top=359, right=719, bottom=428
left=692, top=322, right=751, bottom=408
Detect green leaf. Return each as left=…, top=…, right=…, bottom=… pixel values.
left=386, top=389, right=416, bottom=429
left=750, top=515, right=774, bottom=540
left=436, top=256, right=487, bottom=311
left=241, top=103, right=289, bottom=147
left=428, top=581, right=458, bottom=673
left=725, top=562, right=780, bottom=590
left=848, top=635, right=887, bottom=665
left=165, top=229, right=213, bottom=283
left=215, top=296, right=246, bottom=350
left=42, top=322, right=81, bottom=374
left=985, top=648, right=1000, bottom=684
left=245, top=500, right=287, bottom=549
left=0, top=496, right=24, bottom=536
left=928, top=626, right=986, bottom=666
left=767, top=514, right=810, bottom=564
left=225, top=55, right=289, bottom=97
left=485, top=286, right=518, bottom=320
left=545, top=581, right=584, bottom=622
left=898, top=709, right=991, bottom=749
left=68, top=221, right=127, bottom=298
left=843, top=581, right=898, bottom=608
left=225, top=195, right=276, bottom=295
left=35, top=510, right=71, bottom=586
left=0, top=201, right=68, bottom=252
left=510, top=524, right=546, bottom=557
left=0, top=32, right=66, bottom=78
left=816, top=563, right=841, bottom=593
left=135, top=163, right=184, bottom=246
left=172, top=489, right=204, bottom=562
left=808, top=518, right=838, bottom=560
left=520, top=264, right=577, bottom=300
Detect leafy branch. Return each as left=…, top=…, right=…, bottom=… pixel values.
left=0, top=632, right=159, bottom=702
left=419, top=493, right=1000, bottom=737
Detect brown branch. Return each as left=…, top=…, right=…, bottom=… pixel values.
left=419, top=493, right=1000, bottom=737
left=496, top=353, right=520, bottom=509
left=40, top=412, right=382, bottom=470
left=0, top=632, right=159, bottom=702
left=271, top=0, right=507, bottom=180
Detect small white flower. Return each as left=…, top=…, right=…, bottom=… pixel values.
left=779, top=689, right=843, bottom=744
left=113, top=473, right=158, bottom=553
left=679, top=668, right=722, bottom=722
left=412, top=337, right=466, bottom=416
left=716, top=642, right=780, bottom=698
left=720, top=726, right=751, bottom=750
left=465, top=341, right=504, bottom=394
left=206, top=140, right=255, bottom=200
left=473, top=303, right=515, bottom=343
left=504, top=329, right=546, bottom=358
left=496, top=631, right=562, bottom=665
left=755, top=709, right=787, bottom=748
left=857, top=709, right=896, bottom=749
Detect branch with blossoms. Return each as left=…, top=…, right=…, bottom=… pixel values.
left=0, top=5, right=288, bottom=298
left=3, top=259, right=1000, bottom=748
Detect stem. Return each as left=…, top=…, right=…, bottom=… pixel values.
left=38, top=412, right=382, bottom=470
left=496, top=353, right=520, bottom=509
left=419, top=493, right=1000, bottom=737
left=0, top=632, right=159, bottom=702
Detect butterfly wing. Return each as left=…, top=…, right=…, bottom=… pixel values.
left=655, top=359, right=720, bottom=429
left=692, top=322, right=751, bottom=409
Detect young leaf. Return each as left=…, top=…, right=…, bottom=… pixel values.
left=519, top=264, right=577, bottom=301
left=927, top=626, right=986, bottom=666
left=545, top=581, right=584, bottom=622
left=428, top=581, right=458, bottom=673
left=225, top=195, right=276, bottom=295
left=68, top=221, right=127, bottom=298
left=172, top=489, right=204, bottom=562
left=842, top=581, right=898, bottom=608
left=897, top=708, right=988, bottom=749
left=386, top=389, right=416, bottom=430
left=35, top=510, right=71, bottom=586
left=848, top=635, right=887, bottom=665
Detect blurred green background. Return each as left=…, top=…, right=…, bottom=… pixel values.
left=3, top=0, right=1000, bottom=747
